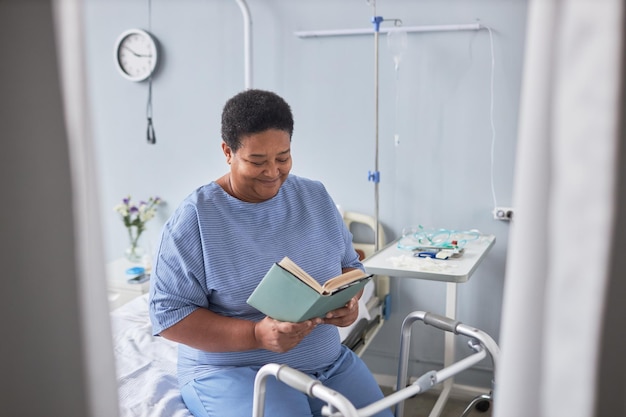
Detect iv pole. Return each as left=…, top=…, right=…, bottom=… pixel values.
left=368, top=2, right=383, bottom=252
left=368, top=6, right=408, bottom=253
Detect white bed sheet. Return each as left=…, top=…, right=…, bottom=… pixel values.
left=111, top=282, right=375, bottom=417
left=111, top=295, right=191, bottom=417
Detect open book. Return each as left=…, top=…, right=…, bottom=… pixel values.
left=246, top=256, right=373, bottom=322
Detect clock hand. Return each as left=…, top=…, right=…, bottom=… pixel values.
left=123, top=45, right=152, bottom=58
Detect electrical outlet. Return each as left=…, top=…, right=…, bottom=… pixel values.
left=493, top=207, right=513, bottom=221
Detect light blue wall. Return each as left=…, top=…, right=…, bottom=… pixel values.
left=85, top=0, right=527, bottom=387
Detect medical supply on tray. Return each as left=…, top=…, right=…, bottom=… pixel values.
left=397, top=225, right=481, bottom=259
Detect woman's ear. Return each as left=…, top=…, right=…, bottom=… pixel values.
left=222, top=142, right=233, bottom=164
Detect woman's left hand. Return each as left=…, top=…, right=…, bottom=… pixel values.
left=321, top=295, right=360, bottom=327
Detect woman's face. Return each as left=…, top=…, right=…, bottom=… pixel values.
left=223, top=129, right=292, bottom=203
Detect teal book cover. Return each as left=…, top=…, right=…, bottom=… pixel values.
left=247, top=260, right=372, bottom=322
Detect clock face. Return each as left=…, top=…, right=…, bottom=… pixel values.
left=115, top=29, right=158, bottom=82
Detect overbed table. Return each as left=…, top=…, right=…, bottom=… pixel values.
left=362, top=234, right=496, bottom=417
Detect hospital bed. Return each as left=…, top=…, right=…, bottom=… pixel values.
left=110, top=211, right=390, bottom=417
left=339, top=210, right=389, bottom=355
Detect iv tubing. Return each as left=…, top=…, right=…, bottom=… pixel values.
left=294, top=23, right=482, bottom=38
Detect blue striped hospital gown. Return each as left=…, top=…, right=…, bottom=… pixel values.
left=149, top=174, right=363, bottom=387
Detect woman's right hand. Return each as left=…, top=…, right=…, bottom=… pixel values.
left=254, top=316, right=321, bottom=353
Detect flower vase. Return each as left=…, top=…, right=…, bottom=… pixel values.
left=124, top=226, right=145, bottom=263
left=124, top=241, right=145, bottom=263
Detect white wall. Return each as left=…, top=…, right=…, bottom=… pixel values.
left=85, top=0, right=527, bottom=387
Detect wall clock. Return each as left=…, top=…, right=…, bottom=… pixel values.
left=114, top=29, right=158, bottom=82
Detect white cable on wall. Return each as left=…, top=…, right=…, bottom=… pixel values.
left=234, top=0, right=253, bottom=89
left=486, top=26, right=498, bottom=209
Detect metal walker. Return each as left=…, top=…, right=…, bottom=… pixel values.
left=252, top=311, right=499, bottom=417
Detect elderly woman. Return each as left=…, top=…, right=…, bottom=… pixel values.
left=149, top=89, right=392, bottom=417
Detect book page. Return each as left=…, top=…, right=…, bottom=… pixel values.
left=277, top=257, right=324, bottom=293
left=322, top=269, right=369, bottom=293
left=278, top=257, right=370, bottom=295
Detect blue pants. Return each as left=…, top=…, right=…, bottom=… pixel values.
left=180, top=345, right=393, bottom=417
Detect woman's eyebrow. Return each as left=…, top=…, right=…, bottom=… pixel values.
left=248, top=149, right=291, bottom=158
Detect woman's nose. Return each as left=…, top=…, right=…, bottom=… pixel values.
left=264, top=161, right=280, bottom=176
